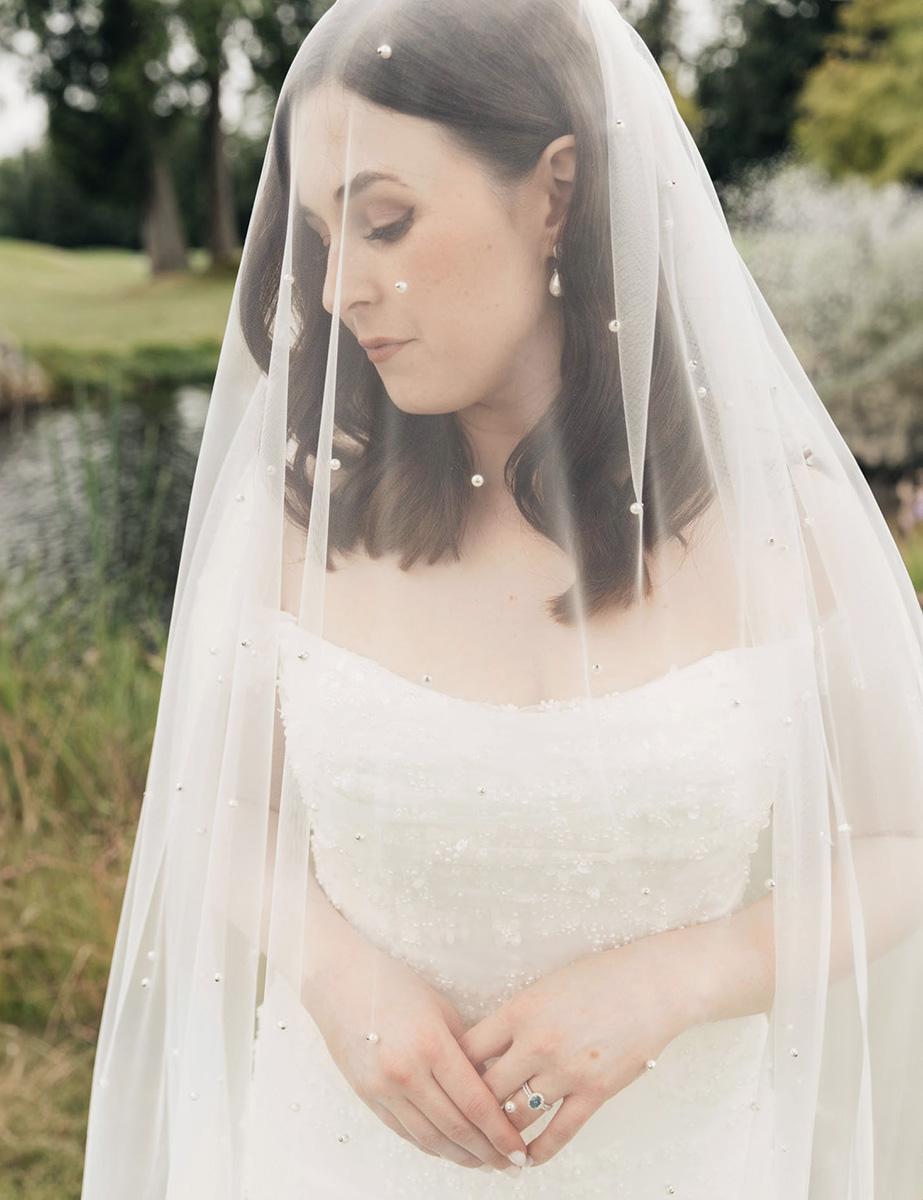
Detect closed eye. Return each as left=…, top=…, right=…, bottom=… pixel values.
left=309, top=208, right=414, bottom=251
left=365, top=209, right=414, bottom=243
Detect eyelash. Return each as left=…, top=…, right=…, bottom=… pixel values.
left=317, top=209, right=414, bottom=249
left=366, top=209, right=414, bottom=243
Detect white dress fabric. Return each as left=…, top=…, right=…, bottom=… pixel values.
left=243, top=610, right=812, bottom=1199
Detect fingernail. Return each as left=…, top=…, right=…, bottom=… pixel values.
left=502, top=1165, right=522, bottom=1177
left=477, top=1164, right=494, bottom=1173
left=526, top=1154, right=535, bottom=1166
left=508, top=1150, right=527, bottom=1166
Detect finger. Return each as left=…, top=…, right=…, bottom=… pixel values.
left=522, top=1094, right=600, bottom=1166
left=490, top=1071, right=566, bottom=1134
left=364, top=1098, right=439, bottom=1157
left=409, top=1074, right=520, bottom=1171
left=457, top=1011, right=513, bottom=1067
left=478, top=1042, right=545, bottom=1118
left=387, top=1096, right=487, bottom=1169
left=431, top=1041, right=529, bottom=1164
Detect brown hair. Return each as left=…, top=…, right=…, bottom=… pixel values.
left=238, top=0, right=714, bottom=623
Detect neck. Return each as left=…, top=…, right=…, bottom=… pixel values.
left=455, top=302, right=564, bottom=502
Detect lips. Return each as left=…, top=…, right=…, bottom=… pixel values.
left=362, top=340, right=412, bottom=364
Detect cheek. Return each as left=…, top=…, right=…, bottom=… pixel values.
left=409, top=228, right=537, bottom=361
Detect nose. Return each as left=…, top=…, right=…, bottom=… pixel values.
left=320, top=237, right=378, bottom=321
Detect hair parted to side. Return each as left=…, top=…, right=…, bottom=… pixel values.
left=238, top=0, right=714, bottom=624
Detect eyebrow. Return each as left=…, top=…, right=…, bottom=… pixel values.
left=300, top=170, right=409, bottom=220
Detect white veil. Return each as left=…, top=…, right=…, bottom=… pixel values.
left=81, top=1, right=923, bottom=1196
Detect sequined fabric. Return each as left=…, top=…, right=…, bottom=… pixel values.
left=243, top=611, right=809, bottom=1199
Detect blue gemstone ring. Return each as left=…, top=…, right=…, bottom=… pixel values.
left=521, top=1081, right=553, bottom=1113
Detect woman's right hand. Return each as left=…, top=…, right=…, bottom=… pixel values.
left=306, top=937, right=529, bottom=1175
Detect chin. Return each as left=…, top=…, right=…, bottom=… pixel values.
left=385, top=388, right=468, bottom=418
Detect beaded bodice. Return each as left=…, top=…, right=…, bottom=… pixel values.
left=274, top=610, right=809, bottom=1022
left=242, top=612, right=813, bottom=1198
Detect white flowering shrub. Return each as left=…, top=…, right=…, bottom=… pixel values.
left=725, top=156, right=923, bottom=470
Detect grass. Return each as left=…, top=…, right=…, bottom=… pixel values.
left=0, top=585, right=166, bottom=1199
left=0, top=238, right=235, bottom=396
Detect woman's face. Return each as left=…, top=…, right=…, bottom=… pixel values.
left=294, top=82, right=573, bottom=420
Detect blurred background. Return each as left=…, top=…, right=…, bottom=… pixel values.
left=0, top=0, right=921, bottom=1195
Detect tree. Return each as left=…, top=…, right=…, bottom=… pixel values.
left=793, top=0, right=923, bottom=186
left=245, top=0, right=318, bottom=97
left=619, top=0, right=704, bottom=134
left=2, top=0, right=190, bottom=273
left=175, top=0, right=242, bottom=268
left=694, top=0, right=844, bottom=185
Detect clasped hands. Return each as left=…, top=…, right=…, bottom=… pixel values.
left=456, top=933, right=698, bottom=1168
left=316, top=925, right=705, bottom=1175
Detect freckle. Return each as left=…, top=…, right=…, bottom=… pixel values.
left=589, top=1049, right=600, bottom=1059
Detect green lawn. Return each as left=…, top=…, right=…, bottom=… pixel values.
left=0, top=238, right=235, bottom=351
left=0, top=239, right=236, bottom=394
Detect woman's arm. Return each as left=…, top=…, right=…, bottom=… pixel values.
left=260, top=691, right=371, bottom=1015
left=261, top=801, right=373, bottom=1014
left=671, top=833, right=923, bottom=1026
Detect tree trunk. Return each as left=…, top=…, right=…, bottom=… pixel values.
left=142, top=145, right=189, bottom=274
left=205, top=65, right=240, bottom=268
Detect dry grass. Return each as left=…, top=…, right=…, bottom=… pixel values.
left=0, top=592, right=165, bottom=1199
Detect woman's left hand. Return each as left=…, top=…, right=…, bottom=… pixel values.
left=456, top=930, right=704, bottom=1168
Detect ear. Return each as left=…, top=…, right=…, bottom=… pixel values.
left=539, top=134, right=576, bottom=252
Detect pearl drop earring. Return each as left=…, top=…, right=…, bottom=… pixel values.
left=549, top=241, right=563, bottom=298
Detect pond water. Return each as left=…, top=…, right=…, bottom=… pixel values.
left=0, top=387, right=208, bottom=631
left=0, top=384, right=913, bottom=637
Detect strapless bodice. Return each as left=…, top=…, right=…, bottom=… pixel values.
left=273, top=610, right=811, bottom=1019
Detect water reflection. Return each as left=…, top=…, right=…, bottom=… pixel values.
left=0, top=386, right=209, bottom=630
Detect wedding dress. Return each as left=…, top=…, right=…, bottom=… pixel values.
left=242, top=611, right=812, bottom=1199
left=80, top=0, right=923, bottom=1194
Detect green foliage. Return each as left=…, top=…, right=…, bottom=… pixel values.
left=694, top=0, right=843, bottom=185
left=0, top=0, right=322, bottom=255
left=0, top=613, right=164, bottom=1194
left=794, top=0, right=923, bottom=184
left=0, top=389, right=172, bottom=1196
left=0, top=145, right=137, bottom=249
left=724, top=157, right=923, bottom=469
left=245, top=0, right=319, bottom=95
left=899, top=525, right=923, bottom=596
left=6, top=0, right=181, bottom=213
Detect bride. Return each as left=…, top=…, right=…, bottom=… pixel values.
left=81, top=0, right=923, bottom=1197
